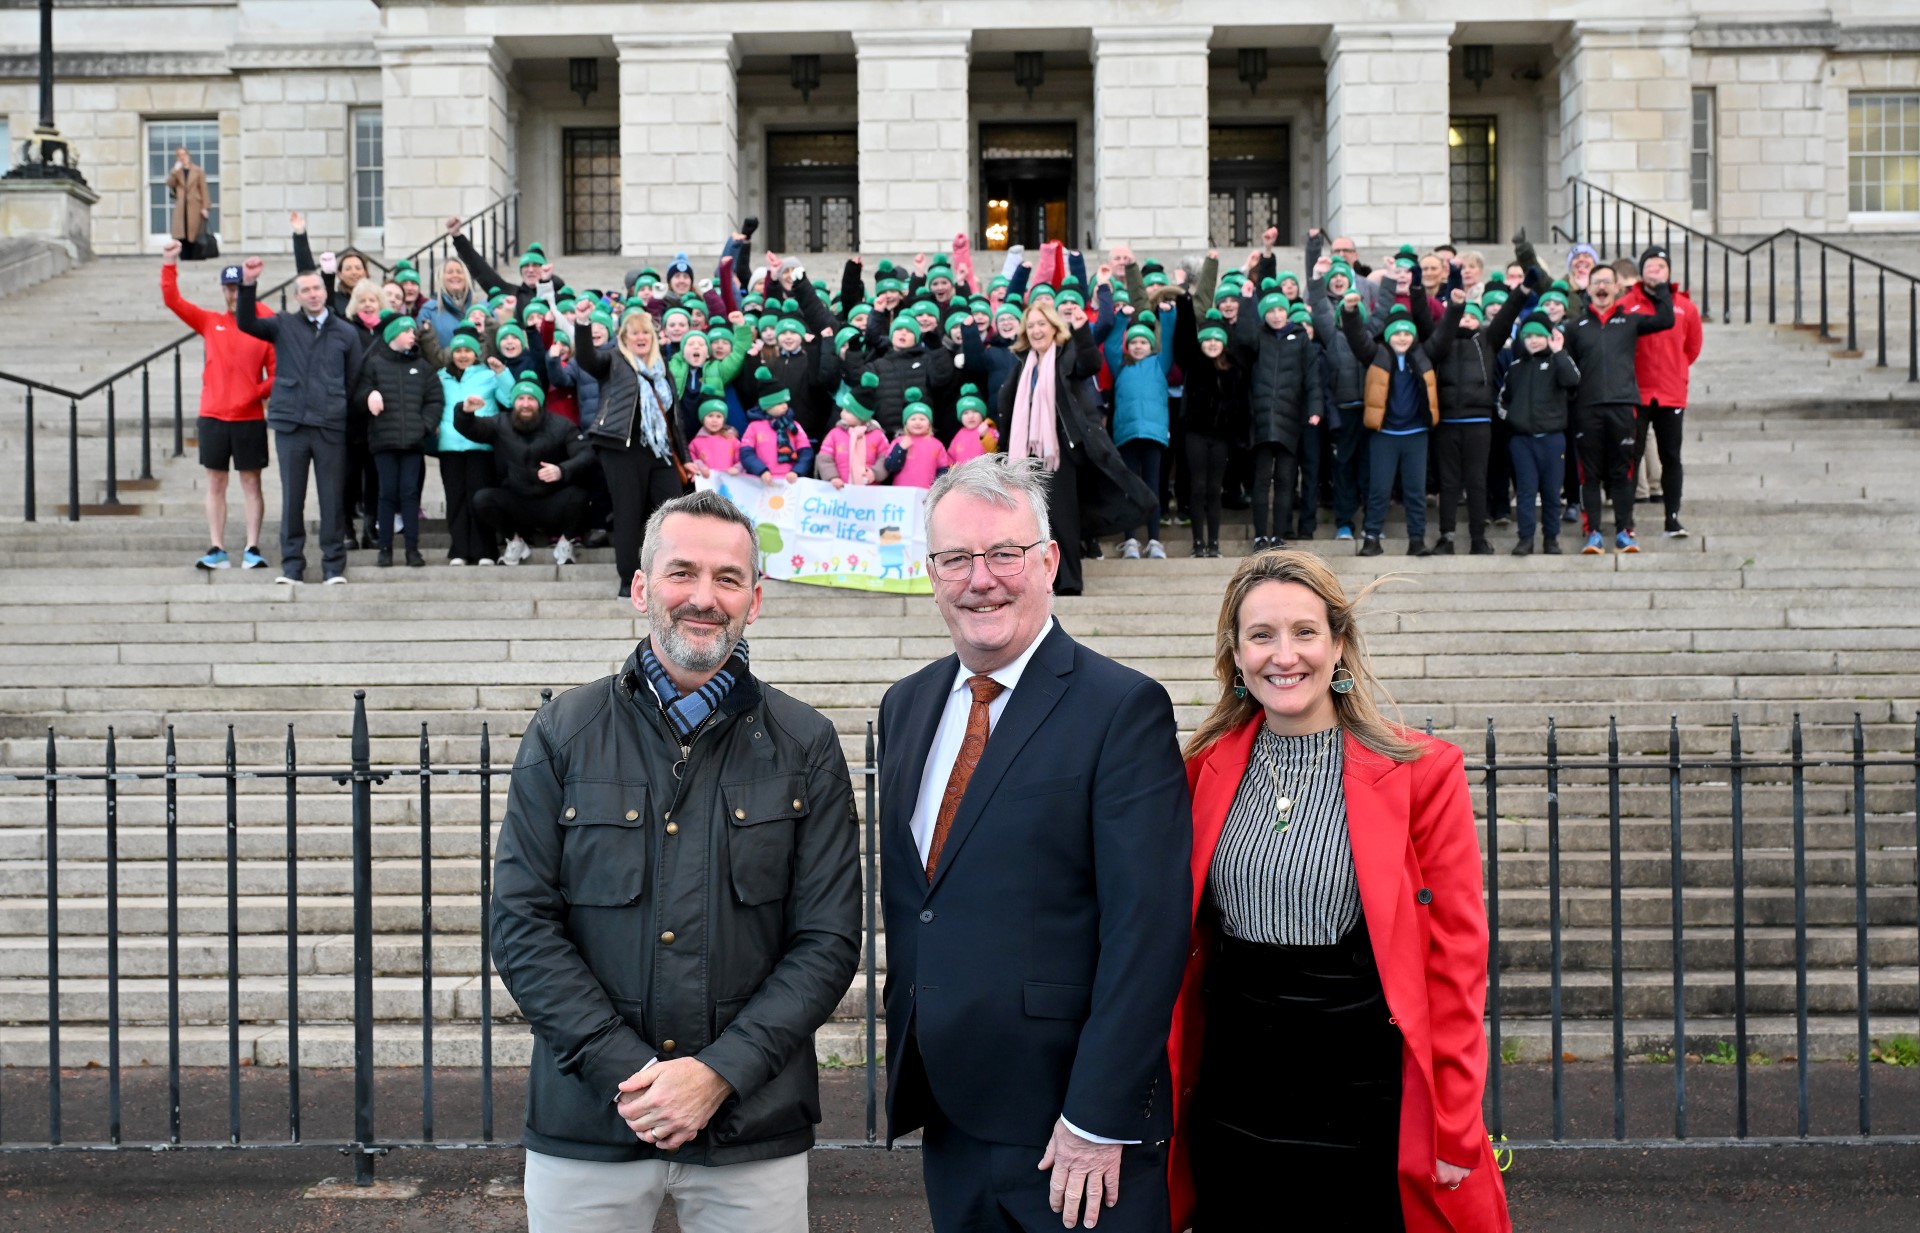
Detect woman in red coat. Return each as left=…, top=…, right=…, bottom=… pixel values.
left=1166, top=550, right=1510, bottom=1232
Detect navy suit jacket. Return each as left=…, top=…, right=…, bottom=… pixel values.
left=878, top=621, right=1192, bottom=1148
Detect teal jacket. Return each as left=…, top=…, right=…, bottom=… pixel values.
left=1103, top=306, right=1177, bottom=448
left=436, top=362, right=514, bottom=453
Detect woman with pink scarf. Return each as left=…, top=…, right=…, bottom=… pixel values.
left=995, top=299, right=1154, bottom=596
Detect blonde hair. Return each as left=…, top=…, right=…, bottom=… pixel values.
left=618, top=309, right=659, bottom=363
left=345, top=279, right=383, bottom=319
left=1011, top=299, right=1071, bottom=355
left=1184, top=549, right=1425, bottom=763
left=439, top=258, right=477, bottom=310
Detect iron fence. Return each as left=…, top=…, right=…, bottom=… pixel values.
left=1, top=193, right=519, bottom=524
left=1553, top=177, right=1920, bottom=383
left=0, top=698, right=1915, bottom=1185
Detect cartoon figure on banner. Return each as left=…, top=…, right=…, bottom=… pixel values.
left=877, top=527, right=905, bottom=580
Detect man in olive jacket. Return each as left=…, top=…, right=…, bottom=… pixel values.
left=492, top=489, right=861, bottom=1232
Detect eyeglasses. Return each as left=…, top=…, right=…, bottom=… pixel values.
left=928, top=540, right=1047, bottom=581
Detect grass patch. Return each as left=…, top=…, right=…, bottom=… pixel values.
left=1871, top=1034, right=1919, bottom=1067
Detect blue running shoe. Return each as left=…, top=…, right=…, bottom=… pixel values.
left=241, top=546, right=268, bottom=570
left=196, top=547, right=230, bottom=570
left=1615, top=529, right=1639, bottom=554
left=1334, top=526, right=1354, bottom=542
left=1581, top=532, right=1604, bottom=555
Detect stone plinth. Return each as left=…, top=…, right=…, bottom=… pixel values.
left=615, top=34, right=740, bottom=260
left=1557, top=21, right=1696, bottom=223
left=1092, top=27, right=1211, bottom=251
left=375, top=37, right=513, bottom=258
left=0, top=175, right=101, bottom=261
left=1323, top=24, right=1454, bottom=248
left=854, top=31, right=971, bottom=253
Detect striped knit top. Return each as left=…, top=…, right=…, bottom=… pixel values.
left=1206, top=724, right=1360, bottom=946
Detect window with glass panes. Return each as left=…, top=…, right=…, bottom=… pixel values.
left=352, top=109, right=384, bottom=231
left=1849, top=93, right=1920, bottom=213
left=146, top=119, right=220, bottom=236
left=1447, top=118, right=1496, bottom=243
left=1690, top=89, right=1715, bottom=213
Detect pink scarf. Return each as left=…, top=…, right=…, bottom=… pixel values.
left=848, top=423, right=874, bottom=486
left=1008, top=344, right=1061, bottom=471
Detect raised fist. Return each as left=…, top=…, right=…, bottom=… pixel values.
left=1262, top=226, right=1279, bottom=248
left=446, top=216, right=463, bottom=236
left=485, top=356, right=506, bottom=373
left=463, top=395, right=486, bottom=411
left=1308, top=227, right=1322, bottom=240
left=728, top=310, right=745, bottom=326
left=1313, top=256, right=1332, bottom=277
left=289, top=211, right=307, bottom=235
left=1206, top=249, right=1219, bottom=262
left=161, top=240, right=182, bottom=265
left=1450, top=288, right=1467, bottom=306
left=1342, top=292, right=1362, bottom=311
left=242, top=256, right=266, bottom=283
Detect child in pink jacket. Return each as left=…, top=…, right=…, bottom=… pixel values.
left=686, top=389, right=742, bottom=478
left=884, top=388, right=952, bottom=489
left=946, top=382, right=999, bottom=464
left=817, top=372, right=892, bottom=488
left=740, top=365, right=813, bottom=484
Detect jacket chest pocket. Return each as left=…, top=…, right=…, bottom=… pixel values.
left=557, top=781, right=650, bottom=907
left=721, top=773, right=808, bottom=906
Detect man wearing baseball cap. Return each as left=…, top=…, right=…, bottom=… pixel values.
left=160, top=244, right=276, bottom=571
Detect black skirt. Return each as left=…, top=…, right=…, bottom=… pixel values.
left=1192, top=924, right=1405, bottom=1231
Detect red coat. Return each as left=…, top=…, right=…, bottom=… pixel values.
left=1620, top=283, right=1702, bottom=408
left=1166, top=719, right=1511, bottom=1233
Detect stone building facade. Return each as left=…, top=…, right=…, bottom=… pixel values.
left=3, top=1, right=1917, bottom=264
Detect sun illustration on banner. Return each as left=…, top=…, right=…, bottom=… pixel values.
left=696, top=474, right=931, bottom=594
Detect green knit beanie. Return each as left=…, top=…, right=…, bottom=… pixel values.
left=393, top=261, right=421, bottom=287
left=382, top=314, right=417, bottom=344
left=776, top=317, right=806, bottom=337
left=1197, top=310, right=1229, bottom=345
left=495, top=323, right=528, bottom=351
left=1257, top=291, right=1290, bottom=319
left=955, top=383, right=987, bottom=418
left=508, top=378, right=544, bottom=406
left=847, top=301, right=873, bottom=323
left=1394, top=245, right=1419, bottom=270
left=754, top=366, right=791, bottom=412
left=890, top=315, right=921, bottom=341
left=1124, top=323, right=1157, bottom=348
left=1055, top=288, right=1085, bottom=309
left=1275, top=270, right=1302, bottom=292
left=927, top=265, right=955, bottom=286
left=589, top=310, right=614, bottom=331
left=838, top=371, right=881, bottom=422
left=944, top=311, right=971, bottom=333
left=901, top=386, right=933, bottom=427
left=834, top=325, right=860, bottom=350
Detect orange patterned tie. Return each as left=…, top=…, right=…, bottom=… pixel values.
left=926, top=675, right=1005, bottom=881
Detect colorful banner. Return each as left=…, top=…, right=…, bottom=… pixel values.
left=697, top=475, right=932, bottom=594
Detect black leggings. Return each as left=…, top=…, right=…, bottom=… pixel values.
left=1634, top=401, right=1685, bottom=517
left=1434, top=420, right=1492, bottom=543
left=1250, top=442, right=1298, bottom=542
left=597, top=444, right=685, bottom=588
left=438, top=451, right=498, bottom=562
left=1185, top=434, right=1228, bottom=545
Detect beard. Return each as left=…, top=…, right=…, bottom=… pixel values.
left=649, top=600, right=745, bottom=675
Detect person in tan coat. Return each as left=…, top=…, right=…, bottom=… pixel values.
left=165, top=146, right=211, bottom=250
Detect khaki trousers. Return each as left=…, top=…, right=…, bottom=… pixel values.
left=523, top=1148, right=808, bottom=1233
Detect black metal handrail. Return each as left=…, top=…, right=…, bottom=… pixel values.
left=0, top=702, right=1915, bottom=1180
left=1558, top=177, right=1920, bottom=383
left=3, top=193, right=520, bottom=523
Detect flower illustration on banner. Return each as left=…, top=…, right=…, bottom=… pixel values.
left=846, top=554, right=860, bottom=569
left=790, top=554, right=805, bottom=570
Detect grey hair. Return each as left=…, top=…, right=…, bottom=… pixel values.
left=924, top=454, right=1052, bottom=546
left=640, top=489, right=761, bottom=584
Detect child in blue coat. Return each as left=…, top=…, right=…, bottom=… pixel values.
left=1102, top=305, right=1177, bottom=558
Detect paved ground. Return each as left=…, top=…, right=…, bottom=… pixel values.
left=3, top=1065, right=1919, bottom=1230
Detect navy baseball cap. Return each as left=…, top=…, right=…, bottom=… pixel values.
left=220, top=265, right=243, bottom=285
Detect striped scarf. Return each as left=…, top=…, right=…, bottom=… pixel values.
left=640, top=637, right=749, bottom=740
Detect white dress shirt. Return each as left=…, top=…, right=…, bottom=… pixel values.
left=907, top=616, right=1134, bottom=1147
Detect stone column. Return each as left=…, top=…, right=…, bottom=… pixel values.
left=853, top=31, right=971, bottom=254
left=614, top=34, right=739, bottom=260
left=375, top=38, right=512, bottom=257
left=1091, top=27, right=1211, bottom=251
left=1322, top=24, right=1454, bottom=249
left=1556, top=20, right=1696, bottom=222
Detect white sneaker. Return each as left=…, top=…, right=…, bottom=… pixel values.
left=477, top=557, right=496, bottom=566
left=322, top=575, right=346, bottom=586
left=447, top=557, right=466, bottom=567
left=552, top=536, right=576, bottom=566
left=1120, top=537, right=1142, bottom=560
left=1146, top=539, right=1167, bottom=559
left=502, top=536, right=531, bottom=566
left=274, top=575, right=303, bottom=586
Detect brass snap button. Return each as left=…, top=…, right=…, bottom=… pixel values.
left=564, top=807, right=576, bottom=820
left=626, top=809, right=639, bottom=821
left=734, top=807, right=747, bottom=820
left=666, top=822, right=679, bottom=835
left=660, top=930, right=676, bottom=945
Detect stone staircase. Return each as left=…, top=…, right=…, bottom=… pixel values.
left=1, top=257, right=1918, bottom=1081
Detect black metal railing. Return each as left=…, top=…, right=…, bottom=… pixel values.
left=399, top=193, right=522, bottom=303
left=1554, top=177, right=1920, bottom=383
left=1, top=194, right=519, bottom=524
left=0, top=702, right=1915, bottom=1182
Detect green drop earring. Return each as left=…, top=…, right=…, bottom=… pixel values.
left=1330, top=664, right=1356, bottom=695
left=1232, top=673, right=1248, bottom=700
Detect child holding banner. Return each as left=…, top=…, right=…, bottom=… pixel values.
left=885, top=390, right=952, bottom=488
left=817, top=372, right=893, bottom=488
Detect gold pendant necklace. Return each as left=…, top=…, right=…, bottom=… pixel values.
left=1260, top=732, right=1332, bottom=835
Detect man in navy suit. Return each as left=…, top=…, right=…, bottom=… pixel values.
left=878, top=454, right=1192, bottom=1232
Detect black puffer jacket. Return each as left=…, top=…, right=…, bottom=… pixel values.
left=352, top=342, right=441, bottom=454
left=1500, top=347, right=1581, bottom=436
left=572, top=323, right=688, bottom=463
left=492, top=648, right=861, bottom=1166
left=848, top=335, right=956, bottom=436
left=1230, top=295, right=1322, bottom=451
left=1170, top=296, right=1250, bottom=444
left=1433, top=293, right=1525, bottom=422
left=1563, top=284, right=1674, bottom=410
left=452, top=404, right=595, bottom=498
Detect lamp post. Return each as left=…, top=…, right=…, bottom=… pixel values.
left=5, top=0, right=85, bottom=182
